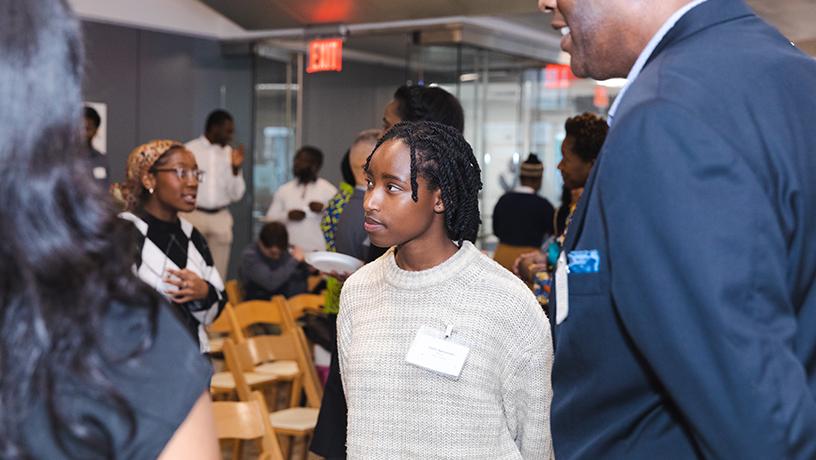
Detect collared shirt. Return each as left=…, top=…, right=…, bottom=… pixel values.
left=608, top=0, right=709, bottom=126
left=265, top=177, right=339, bottom=252
left=185, top=135, right=246, bottom=209
left=512, top=185, right=537, bottom=194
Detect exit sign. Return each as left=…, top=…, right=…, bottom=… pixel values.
left=307, top=38, right=343, bottom=73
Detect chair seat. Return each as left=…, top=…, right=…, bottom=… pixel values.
left=255, top=360, right=300, bottom=378
left=269, top=407, right=319, bottom=432
left=208, top=337, right=224, bottom=353
left=211, top=371, right=278, bottom=391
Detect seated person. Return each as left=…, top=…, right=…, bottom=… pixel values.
left=239, top=221, right=310, bottom=300
left=492, top=153, right=555, bottom=271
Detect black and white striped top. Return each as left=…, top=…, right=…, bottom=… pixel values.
left=121, top=211, right=225, bottom=353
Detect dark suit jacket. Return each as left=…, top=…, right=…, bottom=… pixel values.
left=551, top=1, right=816, bottom=458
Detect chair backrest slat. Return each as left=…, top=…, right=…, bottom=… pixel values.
left=212, top=391, right=285, bottom=460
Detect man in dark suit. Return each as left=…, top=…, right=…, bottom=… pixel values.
left=537, top=0, right=816, bottom=457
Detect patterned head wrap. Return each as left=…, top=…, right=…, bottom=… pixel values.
left=115, top=140, right=183, bottom=211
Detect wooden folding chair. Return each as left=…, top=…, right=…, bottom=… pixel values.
left=284, top=293, right=324, bottom=320
left=212, top=391, right=285, bottom=460
left=231, top=300, right=292, bottom=338
left=211, top=315, right=280, bottom=396
left=245, top=335, right=304, bottom=409
left=271, top=296, right=324, bottom=408
left=206, top=302, right=238, bottom=355
left=223, top=338, right=319, bottom=460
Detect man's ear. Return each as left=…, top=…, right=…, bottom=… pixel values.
left=433, top=189, right=446, bottom=214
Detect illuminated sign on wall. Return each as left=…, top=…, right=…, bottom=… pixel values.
left=544, top=64, right=576, bottom=89
left=307, top=38, right=343, bottom=73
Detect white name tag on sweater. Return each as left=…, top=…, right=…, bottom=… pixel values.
left=405, top=325, right=469, bottom=379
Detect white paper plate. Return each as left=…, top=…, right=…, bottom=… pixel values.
left=304, top=251, right=364, bottom=274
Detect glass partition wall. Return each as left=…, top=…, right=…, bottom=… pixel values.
left=407, top=44, right=620, bottom=250
left=252, top=55, right=299, bottom=238
left=250, top=39, right=619, bottom=251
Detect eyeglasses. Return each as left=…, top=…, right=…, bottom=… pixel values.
left=150, top=167, right=205, bottom=182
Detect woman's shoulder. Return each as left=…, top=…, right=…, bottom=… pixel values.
left=119, top=211, right=148, bottom=234
left=23, top=301, right=211, bottom=459
left=102, top=301, right=211, bottom=398
left=469, top=251, right=549, bottom=326
left=344, top=252, right=389, bottom=290
left=104, top=302, right=212, bottom=454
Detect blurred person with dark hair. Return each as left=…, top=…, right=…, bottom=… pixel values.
left=118, top=140, right=226, bottom=354
left=265, top=145, right=338, bottom=252
left=492, top=153, right=555, bottom=271
left=183, top=109, right=246, bottom=277
left=383, top=84, right=465, bottom=133
left=238, top=221, right=310, bottom=301
left=82, top=105, right=110, bottom=188
left=0, top=1, right=218, bottom=458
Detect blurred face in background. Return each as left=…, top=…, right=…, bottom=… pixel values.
left=209, top=119, right=235, bottom=146
left=83, top=117, right=98, bottom=145
left=349, top=139, right=377, bottom=187
left=258, top=242, right=283, bottom=261
left=382, top=99, right=402, bottom=131
left=292, top=150, right=320, bottom=184
left=557, top=135, right=594, bottom=189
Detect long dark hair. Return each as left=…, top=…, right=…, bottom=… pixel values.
left=0, top=0, right=160, bottom=457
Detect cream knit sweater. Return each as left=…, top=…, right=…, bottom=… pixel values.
left=338, top=241, right=553, bottom=459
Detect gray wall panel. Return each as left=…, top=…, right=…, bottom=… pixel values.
left=301, top=63, right=406, bottom=186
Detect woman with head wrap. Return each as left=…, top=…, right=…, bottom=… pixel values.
left=118, top=140, right=226, bottom=353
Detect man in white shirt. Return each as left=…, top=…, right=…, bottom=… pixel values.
left=183, top=109, right=246, bottom=278
left=265, top=146, right=337, bottom=252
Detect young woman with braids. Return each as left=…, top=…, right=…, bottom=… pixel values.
left=336, top=121, right=553, bottom=458
left=0, top=1, right=218, bottom=458
left=311, top=85, right=466, bottom=459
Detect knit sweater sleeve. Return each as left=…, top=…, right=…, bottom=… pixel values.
left=501, top=299, right=554, bottom=459
left=336, top=281, right=354, bottom=390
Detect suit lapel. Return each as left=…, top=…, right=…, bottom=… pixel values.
left=646, top=0, right=754, bottom=69
left=562, top=154, right=602, bottom=253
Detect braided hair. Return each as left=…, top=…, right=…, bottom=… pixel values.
left=365, top=121, right=482, bottom=245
